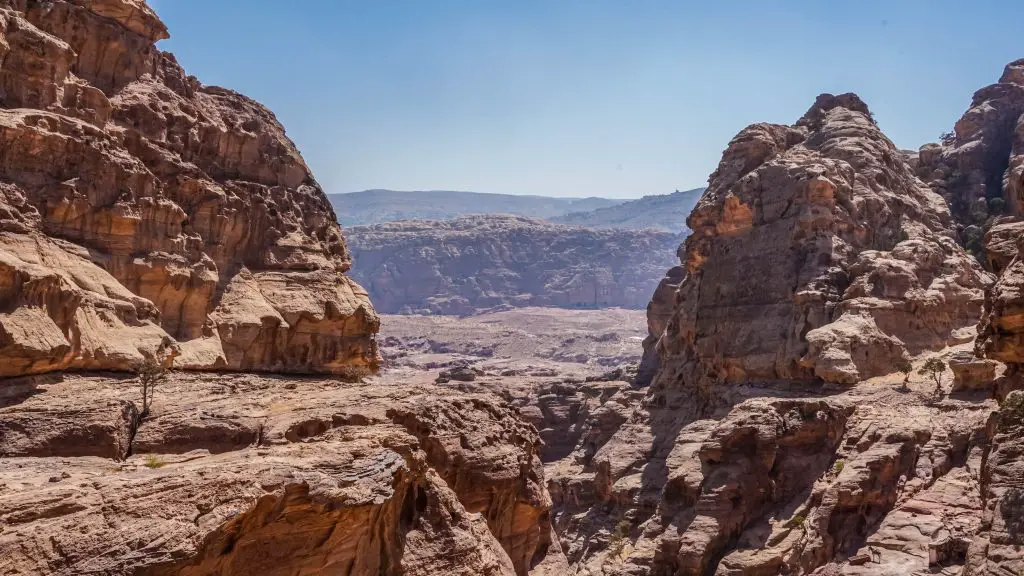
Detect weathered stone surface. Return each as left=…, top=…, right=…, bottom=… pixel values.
left=548, top=364, right=997, bottom=576
left=636, top=264, right=686, bottom=387
left=0, top=373, right=567, bottom=575
left=0, top=0, right=379, bottom=376
left=346, top=215, right=683, bottom=314
left=949, top=350, right=1001, bottom=393
left=964, top=391, right=1024, bottom=575
left=651, top=93, right=990, bottom=393
left=917, top=59, right=1024, bottom=225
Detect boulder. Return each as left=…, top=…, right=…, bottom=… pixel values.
left=949, top=350, right=1000, bottom=393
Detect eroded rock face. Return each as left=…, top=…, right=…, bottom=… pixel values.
left=346, top=215, right=683, bottom=314
left=965, top=391, right=1024, bottom=575
left=653, top=93, right=991, bottom=392
left=0, top=373, right=567, bottom=575
left=0, top=0, right=379, bottom=376
left=916, top=59, right=1024, bottom=226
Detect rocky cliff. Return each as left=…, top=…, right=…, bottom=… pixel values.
left=640, top=93, right=991, bottom=393
left=0, top=3, right=585, bottom=575
left=346, top=215, right=683, bottom=314
left=545, top=88, right=1024, bottom=576
left=0, top=372, right=568, bottom=575
left=0, top=0, right=379, bottom=376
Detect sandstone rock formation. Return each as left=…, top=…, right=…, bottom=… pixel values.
left=346, top=215, right=682, bottom=314
left=534, top=91, right=1014, bottom=576
left=916, top=59, right=1024, bottom=229
left=0, top=0, right=379, bottom=376
left=6, top=4, right=1024, bottom=574
left=0, top=372, right=567, bottom=575
left=649, top=93, right=991, bottom=392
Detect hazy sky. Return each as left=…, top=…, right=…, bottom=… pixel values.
left=152, top=1, right=1021, bottom=199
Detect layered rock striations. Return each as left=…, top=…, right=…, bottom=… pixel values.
left=346, top=215, right=683, bottom=314
left=916, top=59, right=1024, bottom=230
left=0, top=373, right=568, bottom=575
left=543, top=92, right=1011, bottom=576
left=0, top=0, right=379, bottom=376
left=650, top=93, right=991, bottom=392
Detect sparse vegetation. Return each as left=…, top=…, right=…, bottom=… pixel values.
left=989, top=197, right=1006, bottom=215
left=135, top=339, right=174, bottom=420
left=963, top=225, right=984, bottom=255
left=940, top=131, right=955, bottom=145
left=895, top=360, right=913, bottom=391
left=833, top=460, right=845, bottom=474
left=786, top=514, right=807, bottom=529
left=919, top=357, right=947, bottom=398
left=143, top=454, right=166, bottom=469
left=608, top=518, right=632, bottom=555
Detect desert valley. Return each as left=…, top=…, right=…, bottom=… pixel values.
left=2, top=2, right=1024, bottom=576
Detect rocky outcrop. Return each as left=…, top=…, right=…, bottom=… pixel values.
left=0, top=372, right=567, bottom=575
left=649, top=93, right=990, bottom=393
left=965, top=391, right=1024, bottom=575
left=916, top=59, right=1024, bottom=230
left=636, top=264, right=686, bottom=387
left=540, top=91, right=1007, bottom=576
left=0, top=0, right=379, bottom=376
left=346, top=215, right=682, bottom=314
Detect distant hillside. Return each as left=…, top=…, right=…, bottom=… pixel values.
left=329, top=190, right=625, bottom=226
left=346, top=215, right=683, bottom=314
left=552, top=187, right=706, bottom=232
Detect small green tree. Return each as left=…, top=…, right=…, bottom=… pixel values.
left=136, top=340, right=174, bottom=420
left=918, top=357, right=946, bottom=398
left=989, top=197, right=1006, bottom=215
left=894, top=360, right=913, bottom=391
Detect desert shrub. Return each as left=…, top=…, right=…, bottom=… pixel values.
left=786, top=514, right=806, bottom=529
left=143, top=454, right=166, bottom=469
left=136, top=356, right=168, bottom=419
left=989, top=197, right=1006, bottom=215
left=919, top=358, right=946, bottom=387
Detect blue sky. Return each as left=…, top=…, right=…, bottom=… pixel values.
left=152, top=1, right=1021, bottom=199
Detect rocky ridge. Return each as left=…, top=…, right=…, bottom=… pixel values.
left=0, top=0, right=378, bottom=376
left=346, top=215, right=683, bottom=314
left=546, top=83, right=1024, bottom=576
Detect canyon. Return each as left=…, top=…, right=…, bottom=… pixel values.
left=2, top=2, right=1024, bottom=576
left=346, top=215, right=683, bottom=314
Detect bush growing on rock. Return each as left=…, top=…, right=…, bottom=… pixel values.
left=919, top=358, right=947, bottom=397
left=136, top=343, right=174, bottom=420
left=895, top=360, right=913, bottom=390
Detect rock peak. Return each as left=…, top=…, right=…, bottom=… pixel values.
left=1000, top=58, right=1024, bottom=85
left=797, top=92, right=872, bottom=128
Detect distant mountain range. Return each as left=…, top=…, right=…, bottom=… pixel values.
left=329, top=188, right=706, bottom=232
left=328, top=190, right=624, bottom=227
left=552, top=187, right=705, bottom=232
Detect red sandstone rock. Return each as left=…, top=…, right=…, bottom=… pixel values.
left=0, top=0, right=379, bottom=376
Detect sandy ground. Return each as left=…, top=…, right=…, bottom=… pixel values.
left=377, top=307, right=648, bottom=380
